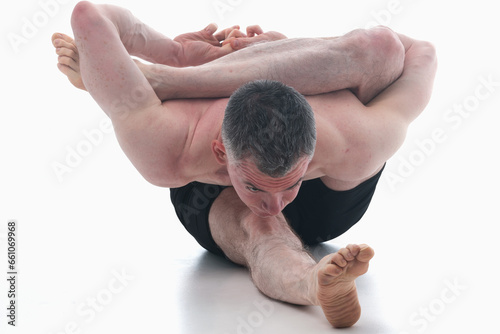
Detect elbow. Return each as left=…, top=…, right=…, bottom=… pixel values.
left=71, top=1, right=105, bottom=34
left=141, top=166, right=188, bottom=188
left=71, top=1, right=94, bottom=28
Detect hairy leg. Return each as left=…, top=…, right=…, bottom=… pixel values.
left=54, top=14, right=403, bottom=104
left=209, top=187, right=374, bottom=328
left=139, top=26, right=404, bottom=103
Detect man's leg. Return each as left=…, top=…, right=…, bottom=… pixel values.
left=54, top=8, right=404, bottom=104
left=138, top=26, right=405, bottom=103
left=208, top=187, right=375, bottom=328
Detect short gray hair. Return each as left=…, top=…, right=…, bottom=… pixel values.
left=221, top=80, right=316, bottom=178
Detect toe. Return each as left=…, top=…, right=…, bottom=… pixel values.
left=338, top=247, right=355, bottom=261
left=58, top=33, right=75, bottom=43
left=56, top=46, right=74, bottom=58
left=325, top=264, right=343, bottom=276
left=57, top=62, right=72, bottom=74
left=318, top=263, right=343, bottom=284
left=330, top=252, right=348, bottom=267
left=357, top=245, right=375, bottom=262
left=51, top=33, right=62, bottom=44
left=57, top=56, right=77, bottom=72
left=346, top=244, right=361, bottom=257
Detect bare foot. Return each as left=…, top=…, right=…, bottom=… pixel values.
left=51, top=33, right=86, bottom=91
left=315, top=244, right=375, bottom=328
left=51, top=32, right=175, bottom=100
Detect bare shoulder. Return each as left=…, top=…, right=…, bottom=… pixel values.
left=307, top=89, right=406, bottom=188
left=114, top=98, right=222, bottom=188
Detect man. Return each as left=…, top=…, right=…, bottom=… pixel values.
left=52, top=1, right=437, bottom=327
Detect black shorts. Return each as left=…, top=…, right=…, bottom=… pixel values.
left=170, top=165, right=385, bottom=256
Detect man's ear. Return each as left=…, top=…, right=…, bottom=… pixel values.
left=211, top=140, right=227, bottom=165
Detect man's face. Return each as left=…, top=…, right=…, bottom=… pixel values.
left=227, top=156, right=310, bottom=218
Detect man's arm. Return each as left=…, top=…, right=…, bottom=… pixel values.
left=84, top=3, right=240, bottom=67
left=317, top=33, right=436, bottom=183
left=71, top=1, right=195, bottom=185
left=367, top=34, right=438, bottom=123
left=142, top=26, right=404, bottom=103
left=353, top=34, right=438, bottom=173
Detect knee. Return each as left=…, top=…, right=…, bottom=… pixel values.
left=241, top=211, right=288, bottom=240
left=369, top=26, right=404, bottom=69
left=346, top=26, right=404, bottom=69
left=372, top=26, right=404, bottom=55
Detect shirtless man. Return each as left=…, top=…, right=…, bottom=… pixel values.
left=52, top=1, right=437, bottom=327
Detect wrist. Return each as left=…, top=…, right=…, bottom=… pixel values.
left=170, top=41, right=185, bottom=67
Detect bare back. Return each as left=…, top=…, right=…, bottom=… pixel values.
left=154, top=88, right=394, bottom=191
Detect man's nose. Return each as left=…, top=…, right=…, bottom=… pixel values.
left=262, top=195, right=285, bottom=216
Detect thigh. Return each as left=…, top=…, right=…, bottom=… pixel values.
left=170, top=182, right=227, bottom=256
left=208, top=186, right=299, bottom=265
left=283, top=166, right=385, bottom=245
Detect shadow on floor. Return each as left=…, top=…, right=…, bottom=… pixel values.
left=175, top=243, right=396, bottom=333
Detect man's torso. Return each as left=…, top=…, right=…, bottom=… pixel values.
left=147, top=89, right=386, bottom=191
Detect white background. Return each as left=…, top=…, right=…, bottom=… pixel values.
left=1, top=0, right=499, bottom=333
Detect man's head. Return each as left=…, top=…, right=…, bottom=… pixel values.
left=212, top=80, right=316, bottom=217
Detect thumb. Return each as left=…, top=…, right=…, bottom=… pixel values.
left=204, top=23, right=218, bottom=36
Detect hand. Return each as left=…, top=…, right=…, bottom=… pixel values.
left=222, top=25, right=287, bottom=50
left=173, top=23, right=243, bottom=67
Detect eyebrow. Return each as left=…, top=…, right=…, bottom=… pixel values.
left=286, top=178, right=303, bottom=190
left=246, top=178, right=303, bottom=192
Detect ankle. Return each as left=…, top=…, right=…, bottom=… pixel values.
left=306, top=263, right=321, bottom=305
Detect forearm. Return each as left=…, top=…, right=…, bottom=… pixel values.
left=98, top=4, right=182, bottom=66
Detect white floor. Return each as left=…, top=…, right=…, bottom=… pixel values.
left=1, top=0, right=500, bottom=333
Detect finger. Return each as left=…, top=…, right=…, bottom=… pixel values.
left=208, top=43, right=237, bottom=61
left=219, top=43, right=236, bottom=55
left=246, top=25, right=264, bottom=37
left=204, top=23, right=219, bottom=36
left=223, top=37, right=250, bottom=50
left=226, top=35, right=263, bottom=50
left=215, top=25, right=242, bottom=42
left=221, top=37, right=234, bottom=47
left=213, top=25, right=238, bottom=41
left=226, top=29, right=246, bottom=40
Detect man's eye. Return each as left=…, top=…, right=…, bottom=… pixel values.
left=247, top=187, right=259, bottom=192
